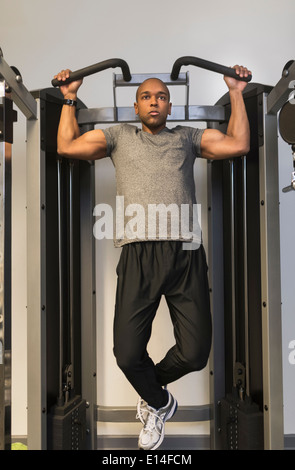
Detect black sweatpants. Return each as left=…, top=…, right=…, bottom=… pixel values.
left=113, top=241, right=212, bottom=410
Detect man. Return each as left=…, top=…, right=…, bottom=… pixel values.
left=54, top=64, right=251, bottom=450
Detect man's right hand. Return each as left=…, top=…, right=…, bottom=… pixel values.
left=53, top=69, right=83, bottom=99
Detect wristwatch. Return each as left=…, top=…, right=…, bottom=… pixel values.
left=63, top=99, right=77, bottom=107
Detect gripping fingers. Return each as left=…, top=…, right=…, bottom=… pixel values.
left=54, top=69, right=71, bottom=83
left=53, top=69, right=83, bottom=97
left=233, top=65, right=252, bottom=79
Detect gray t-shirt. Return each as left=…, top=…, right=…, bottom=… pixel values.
left=102, top=124, right=204, bottom=247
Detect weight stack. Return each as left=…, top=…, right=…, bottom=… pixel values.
left=219, top=393, right=264, bottom=450
left=47, top=396, right=87, bottom=450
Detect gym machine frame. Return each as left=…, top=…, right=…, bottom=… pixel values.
left=0, top=50, right=16, bottom=450
left=206, top=60, right=295, bottom=449
left=0, top=50, right=99, bottom=450
left=0, top=51, right=290, bottom=449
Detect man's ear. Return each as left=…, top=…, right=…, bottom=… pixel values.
left=134, top=102, right=139, bottom=115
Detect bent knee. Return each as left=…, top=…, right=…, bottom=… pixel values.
left=181, top=347, right=211, bottom=372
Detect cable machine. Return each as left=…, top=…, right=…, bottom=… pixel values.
left=0, top=50, right=292, bottom=450
left=207, top=60, right=295, bottom=450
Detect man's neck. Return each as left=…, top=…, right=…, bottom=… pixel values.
left=142, top=124, right=167, bottom=135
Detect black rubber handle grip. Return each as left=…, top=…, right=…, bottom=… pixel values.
left=51, top=58, right=132, bottom=87
left=171, top=56, right=252, bottom=82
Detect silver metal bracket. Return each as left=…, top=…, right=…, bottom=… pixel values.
left=0, top=53, right=37, bottom=120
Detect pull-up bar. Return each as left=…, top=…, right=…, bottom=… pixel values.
left=51, top=58, right=132, bottom=87
left=51, top=55, right=252, bottom=89
left=170, top=56, right=252, bottom=82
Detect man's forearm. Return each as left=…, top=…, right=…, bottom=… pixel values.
left=57, top=96, right=80, bottom=154
left=227, top=89, right=250, bottom=154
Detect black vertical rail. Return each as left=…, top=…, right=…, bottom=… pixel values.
left=68, top=161, right=75, bottom=393
left=230, top=160, right=236, bottom=385
left=243, top=156, right=250, bottom=397
left=0, top=88, right=12, bottom=450
left=57, top=158, right=64, bottom=407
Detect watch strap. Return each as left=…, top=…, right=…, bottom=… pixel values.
left=63, top=99, right=77, bottom=107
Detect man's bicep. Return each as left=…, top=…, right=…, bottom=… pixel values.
left=200, top=128, right=227, bottom=160
left=72, top=129, right=108, bottom=160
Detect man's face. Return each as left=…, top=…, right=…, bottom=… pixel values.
left=134, top=79, right=172, bottom=134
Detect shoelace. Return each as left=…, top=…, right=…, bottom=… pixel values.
left=136, top=398, right=148, bottom=424
left=143, top=409, right=164, bottom=436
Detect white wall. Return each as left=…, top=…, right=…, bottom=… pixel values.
left=0, top=0, right=295, bottom=438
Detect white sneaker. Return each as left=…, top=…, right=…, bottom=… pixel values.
left=138, top=391, right=177, bottom=450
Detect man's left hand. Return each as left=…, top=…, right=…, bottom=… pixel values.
left=224, top=65, right=251, bottom=92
